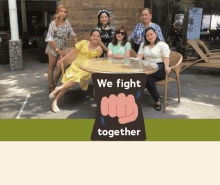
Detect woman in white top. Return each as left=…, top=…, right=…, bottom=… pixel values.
left=137, top=27, right=171, bottom=111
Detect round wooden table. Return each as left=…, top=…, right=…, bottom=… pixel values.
left=80, top=57, right=158, bottom=74
left=80, top=58, right=158, bottom=141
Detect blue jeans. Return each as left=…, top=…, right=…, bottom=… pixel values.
left=145, top=63, right=165, bottom=102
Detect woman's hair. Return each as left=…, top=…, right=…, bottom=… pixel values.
left=52, top=5, right=67, bottom=28
left=112, top=26, right=128, bottom=46
left=140, top=8, right=152, bottom=15
left=90, top=29, right=101, bottom=37
left=97, top=10, right=110, bottom=28
left=143, top=27, right=160, bottom=47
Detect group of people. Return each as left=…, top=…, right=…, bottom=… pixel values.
left=45, top=5, right=171, bottom=112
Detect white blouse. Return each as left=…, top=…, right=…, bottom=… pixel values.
left=138, top=41, right=170, bottom=63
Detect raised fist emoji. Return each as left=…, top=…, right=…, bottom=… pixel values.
left=101, top=93, right=138, bottom=124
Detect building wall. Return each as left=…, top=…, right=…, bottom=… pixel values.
left=61, top=0, right=144, bottom=42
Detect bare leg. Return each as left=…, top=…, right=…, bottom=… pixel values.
left=53, top=67, right=62, bottom=87
left=47, top=53, right=58, bottom=92
left=51, top=80, right=76, bottom=111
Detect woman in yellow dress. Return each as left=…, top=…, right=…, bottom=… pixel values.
left=49, top=30, right=103, bottom=112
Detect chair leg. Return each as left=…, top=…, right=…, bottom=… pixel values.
left=177, top=80, right=180, bottom=103
left=164, top=85, right=167, bottom=113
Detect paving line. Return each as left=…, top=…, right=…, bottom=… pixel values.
left=16, top=93, right=30, bottom=119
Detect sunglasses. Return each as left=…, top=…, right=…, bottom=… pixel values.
left=116, top=31, right=125, bottom=36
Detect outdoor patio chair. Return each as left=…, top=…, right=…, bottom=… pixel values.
left=130, top=49, right=137, bottom=58
left=155, top=51, right=183, bottom=113
left=180, top=40, right=220, bottom=72
left=194, top=38, right=220, bottom=56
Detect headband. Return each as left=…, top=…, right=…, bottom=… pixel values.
left=98, top=10, right=110, bottom=17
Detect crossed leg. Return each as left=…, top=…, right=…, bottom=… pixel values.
left=50, top=80, right=77, bottom=112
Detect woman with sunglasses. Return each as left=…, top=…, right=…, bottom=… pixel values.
left=95, top=10, right=115, bottom=58
left=107, top=26, right=131, bottom=59
left=137, top=27, right=170, bottom=111
left=129, top=8, right=164, bottom=53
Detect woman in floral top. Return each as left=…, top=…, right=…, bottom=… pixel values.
left=45, top=5, right=78, bottom=93
left=95, top=10, right=115, bottom=58
left=129, top=8, right=165, bottom=53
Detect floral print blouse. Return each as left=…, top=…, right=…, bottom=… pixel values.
left=45, top=19, right=76, bottom=57
left=129, top=23, right=164, bottom=46
left=95, top=25, right=115, bottom=57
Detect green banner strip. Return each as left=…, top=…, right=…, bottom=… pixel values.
left=0, top=119, right=219, bottom=141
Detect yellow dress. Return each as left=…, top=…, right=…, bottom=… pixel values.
left=62, top=40, right=102, bottom=90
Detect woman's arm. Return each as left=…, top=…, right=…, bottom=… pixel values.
left=136, top=54, right=143, bottom=59
left=154, top=24, right=165, bottom=42
left=125, top=50, right=130, bottom=58
left=128, top=24, right=139, bottom=41
left=49, top=41, right=65, bottom=56
left=163, top=57, right=171, bottom=74
left=57, top=47, right=78, bottom=66
left=107, top=49, right=113, bottom=58
left=98, top=40, right=108, bottom=52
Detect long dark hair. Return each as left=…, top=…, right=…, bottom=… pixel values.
left=112, top=26, right=128, bottom=46
left=143, top=27, right=160, bottom=47
left=97, top=10, right=110, bottom=28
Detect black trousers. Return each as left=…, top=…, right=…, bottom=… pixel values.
left=145, top=63, right=166, bottom=102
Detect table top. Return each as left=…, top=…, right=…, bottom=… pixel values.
left=79, top=58, right=158, bottom=74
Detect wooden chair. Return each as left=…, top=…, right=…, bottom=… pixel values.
left=180, top=40, right=220, bottom=72
left=155, top=51, right=183, bottom=113
left=194, top=38, right=220, bottom=56
left=130, top=49, right=137, bottom=58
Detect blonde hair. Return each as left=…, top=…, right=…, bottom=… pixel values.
left=52, top=5, right=67, bottom=28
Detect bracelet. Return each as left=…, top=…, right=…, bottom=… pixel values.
left=165, top=64, right=169, bottom=67
left=55, top=48, right=59, bottom=52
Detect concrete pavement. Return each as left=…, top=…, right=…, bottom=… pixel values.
left=0, top=47, right=220, bottom=119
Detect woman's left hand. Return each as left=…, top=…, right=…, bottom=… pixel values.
left=57, top=59, right=64, bottom=67
left=165, top=66, right=171, bottom=75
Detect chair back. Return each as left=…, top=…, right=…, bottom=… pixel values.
left=169, top=51, right=183, bottom=74
left=194, top=38, right=210, bottom=54
left=130, top=49, right=137, bottom=58
left=187, top=40, right=209, bottom=63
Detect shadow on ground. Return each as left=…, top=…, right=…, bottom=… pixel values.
left=0, top=48, right=220, bottom=119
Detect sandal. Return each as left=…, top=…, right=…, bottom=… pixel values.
left=49, top=86, right=62, bottom=100
left=155, top=99, right=161, bottom=111
left=51, top=101, right=60, bottom=113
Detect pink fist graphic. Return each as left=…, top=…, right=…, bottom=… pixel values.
left=101, top=93, right=138, bottom=124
